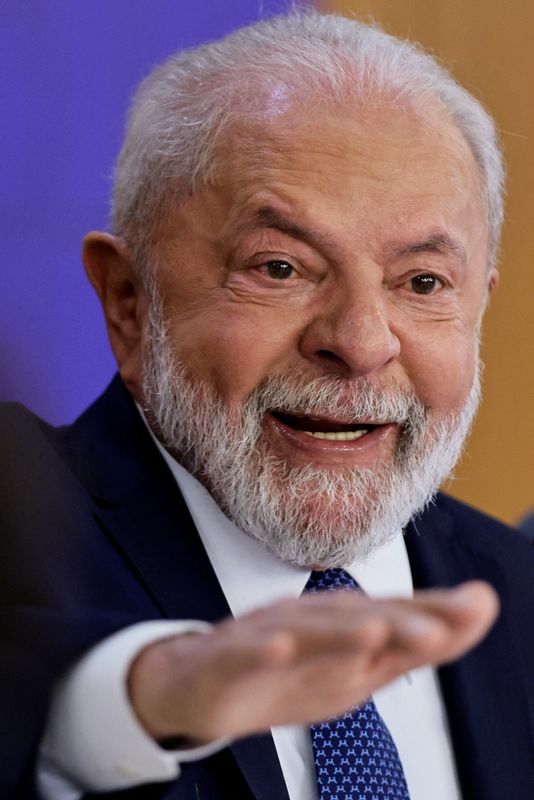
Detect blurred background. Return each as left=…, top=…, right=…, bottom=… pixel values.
left=1, top=1, right=533, bottom=525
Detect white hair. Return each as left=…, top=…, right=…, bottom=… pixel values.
left=112, top=9, right=505, bottom=279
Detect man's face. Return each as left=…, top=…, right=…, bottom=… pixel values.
left=139, top=103, right=493, bottom=566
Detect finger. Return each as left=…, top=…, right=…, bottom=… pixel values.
left=230, top=585, right=482, bottom=669
left=408, top=581, right=499, bottom=626
left=384, top=581, right=499, bottom=658
left=286, top=580, right=497, bottom=655
left=275, top=587, right=471, bottom=662
left=216, top=581, right=498, bottom=682
left=298, top=582, right=499, bottom=691
left=354, top=584, right=499, bottom=687
left=221, top=610, right=392, bottom=672
left=231, top=593, right=391, bottom=662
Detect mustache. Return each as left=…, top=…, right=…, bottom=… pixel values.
left=241, top=372, right=429, bottom=429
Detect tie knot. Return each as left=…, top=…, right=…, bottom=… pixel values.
left=305, top=568, right=360, bottom=593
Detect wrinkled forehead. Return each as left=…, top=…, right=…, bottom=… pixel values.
left=147, top=95, right=489, bottom=286
left=210, top=98, right=486, bottom=228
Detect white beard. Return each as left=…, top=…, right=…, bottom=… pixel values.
left=142, top=297, right=480, bottom=568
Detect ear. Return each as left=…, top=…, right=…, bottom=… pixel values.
left=83, top=232, right=148, bottom=401
left=488, top=268, right=500, bottom=294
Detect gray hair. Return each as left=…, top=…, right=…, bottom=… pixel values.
left=112, top=9, right=505, bottom=279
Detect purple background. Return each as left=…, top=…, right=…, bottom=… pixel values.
left=1, top=1, right=306, bottom=424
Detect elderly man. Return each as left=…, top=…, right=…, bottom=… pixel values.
left=2, top=10, right=534, bottom=800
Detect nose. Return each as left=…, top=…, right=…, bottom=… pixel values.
left=299, top=282, right=401, bottom=378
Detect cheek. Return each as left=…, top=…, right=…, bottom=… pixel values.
left=403, top=329, right=478, bottom=417
left=166, top=302, right=303, bottom=400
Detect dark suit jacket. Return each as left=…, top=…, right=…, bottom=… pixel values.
left=519, top=510, right=534, bottom=538
left=1, top=377, right=534, bottom=799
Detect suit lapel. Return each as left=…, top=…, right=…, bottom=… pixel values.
left=70, top=377, right=288, bottom=799
left=93, top=498, right=229, bottom=623
left=70, top=377, right=230, bottom=623
left=405, top=500, right=534, bottom=799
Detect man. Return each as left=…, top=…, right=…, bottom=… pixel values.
left=2, top=9, right=534, bottom=800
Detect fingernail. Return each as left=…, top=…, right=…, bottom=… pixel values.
left=446, top=585, right=479, bottom=608
left=402, top=616, right=433, bottom=636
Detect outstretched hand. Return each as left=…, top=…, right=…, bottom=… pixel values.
left=128, top=580, right=498, bottom=744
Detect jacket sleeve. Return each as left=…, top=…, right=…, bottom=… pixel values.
left=0, top=405, right=160, bottom=798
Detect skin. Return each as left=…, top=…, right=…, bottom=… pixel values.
left=84, top=102, right=499, bottom=743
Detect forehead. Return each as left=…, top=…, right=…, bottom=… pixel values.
left=210, top=101, right=486, bottom=243
left=152, top=101, right=488, bottom=281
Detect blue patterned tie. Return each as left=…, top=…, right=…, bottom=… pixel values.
left=305, top=568, right=411, bottom=800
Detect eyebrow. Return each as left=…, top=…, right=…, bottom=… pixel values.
left=394, top=232, right=467, bottom=265
left=240, top=205, right=339, bottom=253
left=238, top=206, right=467, bottom=265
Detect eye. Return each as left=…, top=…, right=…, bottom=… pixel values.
left=263, top=260, right=295, bottom=280
left=409, top=273, right=443, bottom=295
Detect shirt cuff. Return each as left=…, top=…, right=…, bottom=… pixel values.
left=38, top=620, right=229, bottom=797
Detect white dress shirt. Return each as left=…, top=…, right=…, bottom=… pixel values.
left=39, top=435, right=462, bottom=800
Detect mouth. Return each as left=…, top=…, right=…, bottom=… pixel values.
left=264, top=409, right=400, bottom=465
left=270, top=411, right=379, bottom=442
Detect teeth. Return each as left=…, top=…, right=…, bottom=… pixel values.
left=302, top=429, right=369, bottom=441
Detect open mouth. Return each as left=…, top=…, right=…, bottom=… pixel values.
left=270, top=411, right=380, bottom=442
